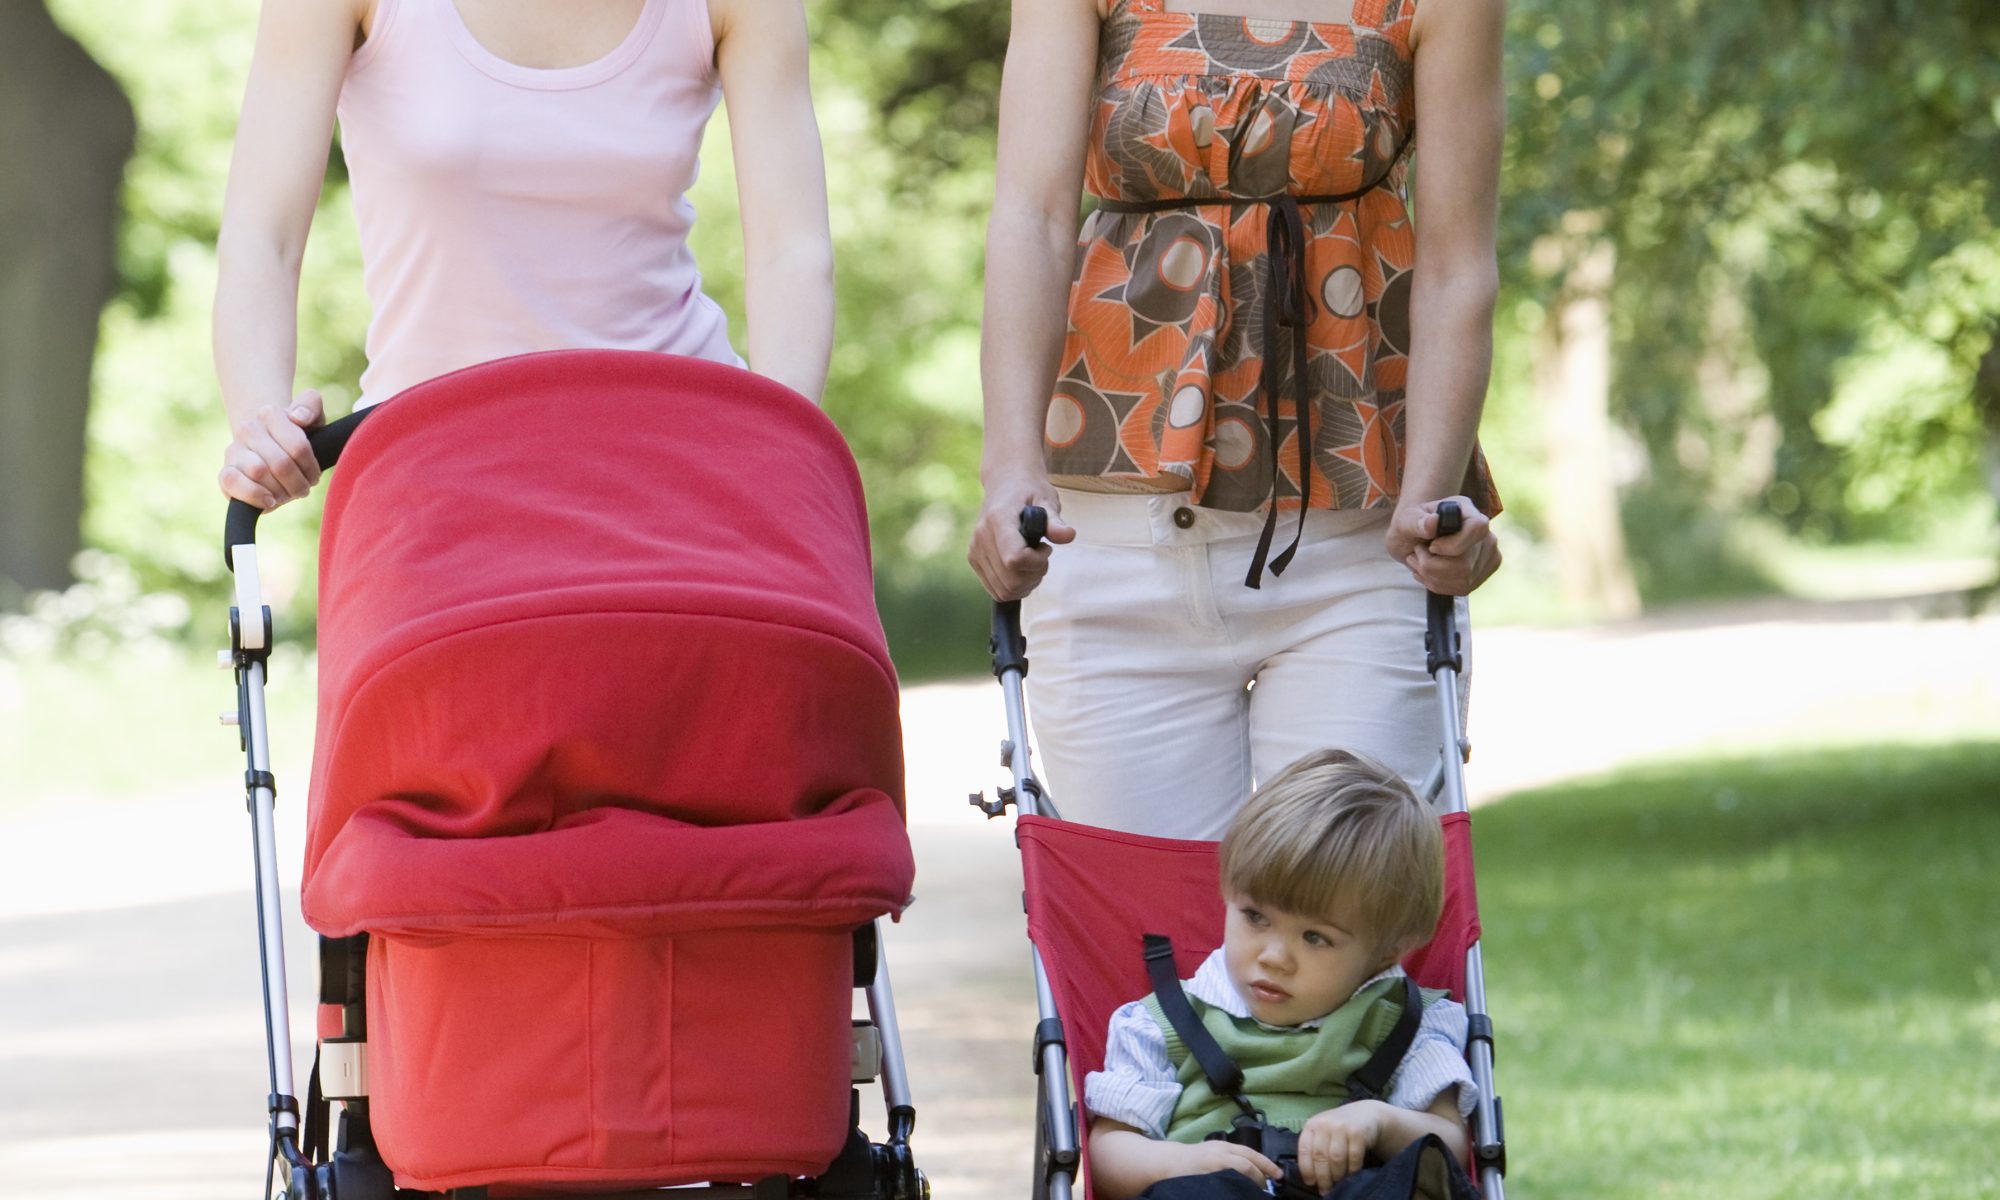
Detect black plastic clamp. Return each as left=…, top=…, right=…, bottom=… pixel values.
left=1467, top=1012, right=1494, bottom=1057
left=990, top=604, right=1030, bottom=679
left=228, top=606, right=275, bottom=664
left=1475, top=1097, right=1506, bottom=1174
left=1031, top=1016, right=1067, bottom=1075
left=269, top=1092, right=301, bottom=1119
left=246, top=769, right=277, bottom=798
left=852, top=923, right=879, bottom=989
left=1043, top=1100, right=1081, bottom=1171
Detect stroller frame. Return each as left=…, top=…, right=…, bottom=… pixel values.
left=973, top=506, right=1508, bottom=1200
left=220, top=405, right=929, bottom=1200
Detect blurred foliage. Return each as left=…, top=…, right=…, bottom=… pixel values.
left=27, top=0, right=2000, bottom=677
left=1503, top=0, right=2000, bottom=586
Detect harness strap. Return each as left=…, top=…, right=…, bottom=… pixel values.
left=1344, top=974, right=1425, bottom=1104
left=1142, top=933, right=1258, bottom=1122
left=1141, top=934, right=1428, bottom=1112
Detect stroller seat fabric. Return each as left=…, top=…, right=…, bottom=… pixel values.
left=1016, top=812, right=1483, bottom=1199
left=299, top=351, right=915, bottom=1192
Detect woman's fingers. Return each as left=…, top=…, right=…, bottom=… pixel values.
left=1425, top=500, right=1490, bottom=557
left=967, top=495, right=1072, bottom=602
left=221, top=397, right=325, bottom=508
left=218, top=458, right=279, bottom=510
left=260, top=403, right=322, bottom=490
left=1392, top=495, right=1501, bottom=594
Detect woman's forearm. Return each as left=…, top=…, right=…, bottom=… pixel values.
left=742, top=235, right=834, bottom=403
left=213, top=231, right=305, bottom=428
left=978, top=204, right=1077, bottom=486
left=1398, top=261, right=1497, bottom=506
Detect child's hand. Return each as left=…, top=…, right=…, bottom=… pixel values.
left=1182, top=1139, right=1283, bottom=1186
left=1298, top=1102, right=1386, bottom=1192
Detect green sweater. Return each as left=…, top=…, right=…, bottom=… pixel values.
left=1141, top=976, right=1442, bottom=1142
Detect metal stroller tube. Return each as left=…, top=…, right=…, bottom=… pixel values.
left=1424, top=500, right=1507, bottom=1200
left=220, top=402, right=378, bottom=1197
left=980, top=506, right=1079, bottom=1200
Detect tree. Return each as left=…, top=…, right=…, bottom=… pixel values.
left=0, top=0, right=134, bottom=597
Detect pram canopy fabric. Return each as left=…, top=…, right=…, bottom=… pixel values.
left=300, top=350, right=913, bottom=938
left=292, top=351, right=915, bottom=1189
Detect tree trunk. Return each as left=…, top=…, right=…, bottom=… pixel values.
left=0, top=2, right=134, bottom=597
left=1533, top=234, right=1642, bottom=620
left=1976, top=328, right=2000, bottom=535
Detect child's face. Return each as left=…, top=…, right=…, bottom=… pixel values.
left=1221, top=891, right=1400, bottom=1027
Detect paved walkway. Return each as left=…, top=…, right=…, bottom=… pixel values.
left=2, top=598, right=1994, bottom=1198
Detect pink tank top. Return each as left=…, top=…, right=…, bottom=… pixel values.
left=337, top=0, right=741, bottom=407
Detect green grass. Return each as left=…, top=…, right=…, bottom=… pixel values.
left=1474, top=742, right=2000, bottom=1197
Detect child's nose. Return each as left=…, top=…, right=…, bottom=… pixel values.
left=1257, top=938, right=1292, bottom=970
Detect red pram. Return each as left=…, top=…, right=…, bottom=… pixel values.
left=220, top=352, right=926, bottom=1200
left=974, top=509, right=1509, bottom=1200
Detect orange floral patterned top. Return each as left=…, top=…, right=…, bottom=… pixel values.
left=1046, top=0, right=1500, bottom=537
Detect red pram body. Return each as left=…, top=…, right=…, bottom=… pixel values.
left=295, top=351, right=915, bottom=1192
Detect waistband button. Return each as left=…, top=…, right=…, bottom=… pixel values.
left=1172, top=506, right=1196, bottom=529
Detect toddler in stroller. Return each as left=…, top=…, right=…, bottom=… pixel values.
left=220, top=351, right=929, bottom=1200
left=1083, top=749, right=1476, bottom=1200
left=973, top=507, right=1506, bottom=1200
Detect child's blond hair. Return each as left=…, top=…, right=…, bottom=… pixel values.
left=1217, top=749, right=1442, bottom=955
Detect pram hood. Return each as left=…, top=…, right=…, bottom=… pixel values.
left=299, top=350, right=913, bottom=938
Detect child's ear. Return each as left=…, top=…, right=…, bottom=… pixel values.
left=1380, top=934, right=1426, bottom=967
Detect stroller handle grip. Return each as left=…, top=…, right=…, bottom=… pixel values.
left=989, top=507, right=1048, bottom=677
left=224, top=406, right=379, bottom=571
left=1425, top=500, right=1464, bottom=674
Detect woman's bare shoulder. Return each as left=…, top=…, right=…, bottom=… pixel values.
left=1409, top=0, right=1504, bottom=52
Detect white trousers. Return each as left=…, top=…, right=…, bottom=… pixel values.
left=1020, top=489, right=1468, bottom=842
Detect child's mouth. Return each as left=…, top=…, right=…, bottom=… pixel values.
left=1249, top=981, right=1290, bottom=1004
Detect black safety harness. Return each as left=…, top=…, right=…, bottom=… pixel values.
left=1142, top=933, right=1423, bottom=1198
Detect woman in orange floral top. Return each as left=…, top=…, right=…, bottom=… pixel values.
left=968, top=0, right=1506, bottom=838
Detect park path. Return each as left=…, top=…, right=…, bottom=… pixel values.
left=1, top=597, right=1994, bottom=1198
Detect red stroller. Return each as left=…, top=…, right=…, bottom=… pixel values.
left=220, top=352, right=928, bottom=1200
left=972, top=509, right=1508, bottom=1200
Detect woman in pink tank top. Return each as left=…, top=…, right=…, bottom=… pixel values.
left=214, top=0, right=833, bottom=510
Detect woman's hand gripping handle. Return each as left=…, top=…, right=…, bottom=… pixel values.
left=989, top=506, right=1048, bottom=679
left=1425, top=501, right=1465, bottom=676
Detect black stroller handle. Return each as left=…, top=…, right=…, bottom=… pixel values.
left=1019, top=505, right=1048, bottom=549
left=224, top=405, right=380, bottom=571
left=1425, top=500, right=1465, bottom=675
left=990, top=507, right=1048, bottom=678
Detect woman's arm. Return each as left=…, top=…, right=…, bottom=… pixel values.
left=964, top=0, right=1101, bottom=602
left=212, top=0, right=367, bottom=508
left=1384, top=0, right=1506, bottom=594
left=1088, top=1117, right=1281, bottom=1200
left=710, top=0, right=833, bottom=403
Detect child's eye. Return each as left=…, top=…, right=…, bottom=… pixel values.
left=1304, top=930, right=1331, bottom=947
left=1240, top=906, right=1266, bottom=926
